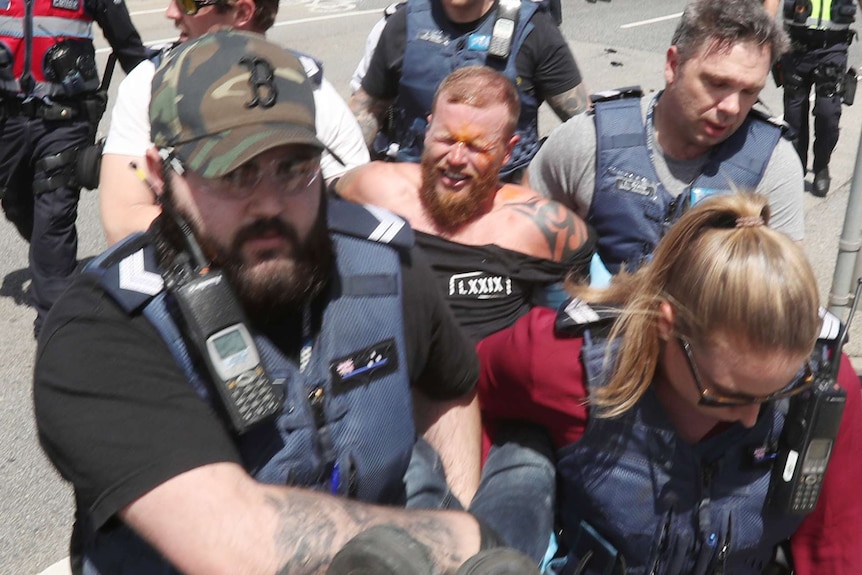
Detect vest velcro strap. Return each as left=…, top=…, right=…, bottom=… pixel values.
left=342, top=274, right=398, bottom=297
left=600, top=132, right=643, bottom=149
left=590, top=86, right=643, bottom=105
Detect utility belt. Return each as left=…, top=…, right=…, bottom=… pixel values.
left=0, top=93, right=105, bottom=123
left=789, top=27, right=854, bottom=50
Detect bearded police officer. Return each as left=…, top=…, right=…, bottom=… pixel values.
left=33, top=29, right=549, bottom=575
left=0, top=0, right=149, bottom=336
left=780, top=0, right=861, bottom=197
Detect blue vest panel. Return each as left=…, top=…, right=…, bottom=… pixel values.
left=555, top=336, right=804, bottom=575
left=78, top=199, right=416, bottom=574
left=588, top=92, right=781, bottom=273
left=394, top=0, right=540, bottom=175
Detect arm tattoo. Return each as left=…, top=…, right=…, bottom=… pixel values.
left=267, top=492, right=340, bottom=575
left=510, top=197, right=591, bottom=262
left=349, top=89, right=392, bottom=147
left=546, top=83, right=590, bottom=121
left=266, top=491, right=469, bottom=574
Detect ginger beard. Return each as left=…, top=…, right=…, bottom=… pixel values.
left=160, top=184, right=333, bottom=324
left=418, top=148, right=502, bottom=233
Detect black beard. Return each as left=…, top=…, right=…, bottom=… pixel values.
left=154, top=190, right=333, bottom=326
left=418, top=154, right=500, bottom=234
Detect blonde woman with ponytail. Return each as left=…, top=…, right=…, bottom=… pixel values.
left=478, top=193, right=862, bottom=575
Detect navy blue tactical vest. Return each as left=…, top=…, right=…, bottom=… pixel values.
left=589, top=91, right=781, bottom=274
left=77, top=199, right=417, bottom=575
left=392, top=0, right=540, bottom=176
left=554, top=334, right=804, bottom=575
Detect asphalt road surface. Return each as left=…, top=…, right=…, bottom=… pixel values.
left=3, top=1, right=862, bottom=572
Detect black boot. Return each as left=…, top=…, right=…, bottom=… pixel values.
left=813, top=168, right=831, bottom=197
left=456, top=548, right=542, bottom=575
left=326, top=525, right=434, bottom=575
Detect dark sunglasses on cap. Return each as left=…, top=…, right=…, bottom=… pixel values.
left=678, top=336, right=815, bottom=407
left=174, top=0, right=230, bottom=16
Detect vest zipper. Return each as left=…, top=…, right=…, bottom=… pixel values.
left=713, top=512, right=732, bottom=575
left=308, top=385, right=339, bottom=492
left=308, top=386, right=325, bottom=427
left=693, top=462, right=718, bottom=575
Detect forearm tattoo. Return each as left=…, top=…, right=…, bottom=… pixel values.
left=349, top=89, right=391, bottom=147
left=268, top=492, right=341, bottom=575
left=266, top=491, right=468, bottom=575
left=547, top=83, right=590, bottom=121
left=510, top=197, right=590, bottom=262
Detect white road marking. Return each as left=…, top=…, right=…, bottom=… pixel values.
left=620, top=12, right=682, bottom=29
left=98, top=7, right=381, bottom=53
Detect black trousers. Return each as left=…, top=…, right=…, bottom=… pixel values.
left=0, top=115, right=90, bottom=334
left=781, top=42, right=848, bottom=173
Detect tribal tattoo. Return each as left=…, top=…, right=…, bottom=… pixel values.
left=509, top=197, right=590, bottom=261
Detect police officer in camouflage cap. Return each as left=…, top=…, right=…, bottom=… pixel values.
left=149, top=29, right=324, bottom=179
left=34, top=28, right=545, bottom=575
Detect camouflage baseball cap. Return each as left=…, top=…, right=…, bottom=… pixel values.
left=150, top=29, right=322, bottom=179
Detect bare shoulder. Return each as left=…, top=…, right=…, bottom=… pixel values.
left=335, top=161, right=423, bottom=222
left=496, top=184, right=592, bottom=262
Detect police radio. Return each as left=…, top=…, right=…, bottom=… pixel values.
left=768, top=280, right=862, bottom=515
left=161, top=170, right=281, bottom=434
left=488, top=0, right=520, bottom=59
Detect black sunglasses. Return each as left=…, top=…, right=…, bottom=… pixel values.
left=175, top=0, right=229, bottom=16
left=677, top=336, right=814, bottom=407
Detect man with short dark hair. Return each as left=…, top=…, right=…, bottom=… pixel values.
left=34, top=30, right=531, bottom=575
left=528, top=0, right=804, bottom=276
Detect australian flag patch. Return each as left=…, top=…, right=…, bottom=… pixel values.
left=330, top=338, right=398, bottom=395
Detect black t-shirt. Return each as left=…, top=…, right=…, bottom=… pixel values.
left=361, top=1, right=582, bottom=102
left=33, top=237, right=477, bottom=529
left=416, top=231, right=593, bottom=342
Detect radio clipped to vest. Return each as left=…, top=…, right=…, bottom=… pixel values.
left=161, top=182, right=280, bottom=434
left=488, top=0, right=520, bottom=59
left=768, top=279, right=861, bottom=515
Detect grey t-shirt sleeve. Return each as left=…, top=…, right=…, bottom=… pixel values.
left=757, top=137, right=805, bottom=242
left=527, top=113, right=597, bottom=219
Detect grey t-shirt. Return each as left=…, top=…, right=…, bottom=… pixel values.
left=527, top=97, right=805, bottom=241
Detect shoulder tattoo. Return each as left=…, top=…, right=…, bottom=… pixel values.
left=509, top=197, right=590, bottom=262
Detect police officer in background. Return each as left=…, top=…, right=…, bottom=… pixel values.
left=0, top=0, right=150, bottom=336
left=349, top=0, right=588, bottom=183
left=780, top=0, right=861, bottom=197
